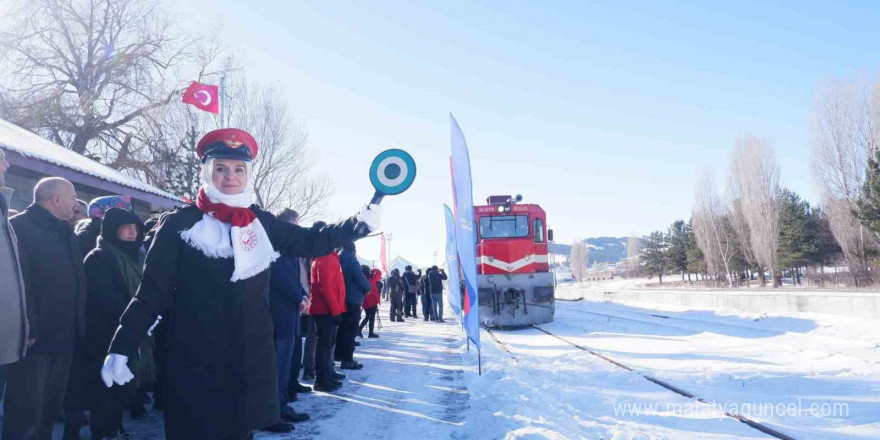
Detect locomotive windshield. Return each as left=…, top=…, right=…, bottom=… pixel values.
left=479, top=215, right=529, bottom=238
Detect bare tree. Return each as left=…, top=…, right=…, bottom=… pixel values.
left=811, top=75, right=880, bottom=284
left=692, top=172, right=735, bottom=287
left=824, top=196, right=873, bottom=284
left=625, top=234, right=642, bottom=278
left=570, top=240, right=588, bottom=281
left=0, top=0, right=224, bottom=171
left=224, top=78, right=332, bottom=219
left=729, top=135, right=781, bottom=286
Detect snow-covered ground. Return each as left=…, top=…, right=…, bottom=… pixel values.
left=26, top=294, right=879, bottom=439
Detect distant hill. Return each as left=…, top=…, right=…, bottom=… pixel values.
left=552, top=237, right=639, bottom=265
left=584, top=237, right=630, bottom=264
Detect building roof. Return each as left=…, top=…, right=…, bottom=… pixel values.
left=0, top=118, right=182, bottom=203
left=389, top=256, right=420, bottom=273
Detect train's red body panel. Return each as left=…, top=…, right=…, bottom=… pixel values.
left=475, top=204, right=549, bottom=275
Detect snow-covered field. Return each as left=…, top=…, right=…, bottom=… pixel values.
left=26, top=293, right=879, bottom=439
left=460, top=277, right=880, bottom=439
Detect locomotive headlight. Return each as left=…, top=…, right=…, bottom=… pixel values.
left=497, top=205, right=505, bottom=213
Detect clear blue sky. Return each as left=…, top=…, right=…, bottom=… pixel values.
left=178, top=0, right=880, bottom=267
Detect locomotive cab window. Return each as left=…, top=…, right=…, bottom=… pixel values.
left=479, top=215, right=529, bottom=238
left=533, top=219, right=545, bottom=243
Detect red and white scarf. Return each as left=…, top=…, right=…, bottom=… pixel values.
left=180, top=184, right=279, bottom=282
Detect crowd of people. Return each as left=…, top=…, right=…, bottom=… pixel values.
left=0, top=128, right=450, bottom=439
left=386, top=265, right=448, bottom=323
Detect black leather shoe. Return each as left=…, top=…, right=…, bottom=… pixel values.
left=341, top=361, right=364, bottom=370
left=292, top=382, right=312, bottom=393
left=260, top=422, right=295, bottom=433
left=331, top=371, right=346, bottom=380
left=368, top=333, right=379, bottom=338
left=281, top=407, right=311, bottom=423
left=313, top=381, right=341, bottom=392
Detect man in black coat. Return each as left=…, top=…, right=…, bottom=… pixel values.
left=403, top=266, right=420, bottom=318
left=420, top=271, right=432, bottom=321
left=336, top=243, right=372, bottom=370
left=428, top=266, right=448, bottom=322
left=5, top=177, right=86, bottom=440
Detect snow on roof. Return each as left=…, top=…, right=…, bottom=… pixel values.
left=0, top=118, right=182, bottom=202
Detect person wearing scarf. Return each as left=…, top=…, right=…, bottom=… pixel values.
left=100, top=128, right=381, bottom=440
left=81, top=208, right=146, bottom=440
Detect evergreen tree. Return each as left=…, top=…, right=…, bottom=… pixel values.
left=855, top=149, right=880, bottom=236
left=642, top=231, right=668, bottom=283
left=665, top=220, right=688, bottom=280
left=152, top=124, right=201, bottom=200
left=809, top=208, right=842, bottom=267
left=777, top=188, right=815, bottom=271
left=685, top=219, right=705, bottom=280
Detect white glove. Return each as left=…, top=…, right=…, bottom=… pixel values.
left=356, top=204, right=382, bottom=232
left=147, top=315, right=163, bottom=336
left=101, top=354, right=134, bottom=387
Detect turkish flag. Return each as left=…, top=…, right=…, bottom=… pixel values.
left=181, top=81, right=219, bottom=114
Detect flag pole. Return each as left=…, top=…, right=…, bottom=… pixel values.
left=478, top=348, right=482, bottom=376
left=220, top=75, right=227, bottom=127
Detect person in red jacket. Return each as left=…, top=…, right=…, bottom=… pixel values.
left=308, top=251, right=347, bottom=392
left=358, top=268, right=382, bottom=338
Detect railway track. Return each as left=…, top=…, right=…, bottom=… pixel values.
left=485, top=324, right=796, bottom=440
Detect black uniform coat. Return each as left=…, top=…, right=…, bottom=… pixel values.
left=108, top=205, right=365, bottom=439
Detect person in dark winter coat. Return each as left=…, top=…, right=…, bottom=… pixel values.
left=67, top=195, right=136, bottom=438
left=359, top=268, right=382, bottom=338
left=428, top=266, right=448, bottom=322
left=81, top=208, right=146, bottom=440
left=309, top=251, right=347, bottom=392
left=420, top=271, right=432, bottom=321
left=266, top=208, right=311, bottom=432
left=74, top=196, right=133, bottom=258
left=100, top=129, right=381, bottom=440
left=5, top=177, right=86, bottom=440
left=68, top=199, right=88, bottom=227
left=403, top=266, right=420, bottom=318
left=336, top=243, right=372, bottom=370
left=387, top=269, right=406, bottom=322
left=0, top=153, right=28, bottom=410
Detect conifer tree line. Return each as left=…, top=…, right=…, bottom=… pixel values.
left=636, top=74, right=880, bottom=288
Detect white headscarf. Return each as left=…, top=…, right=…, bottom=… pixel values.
left=180, top=158, right=279, bottom=281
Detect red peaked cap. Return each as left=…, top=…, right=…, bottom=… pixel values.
left=196, top=128, right=258, bottom=162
